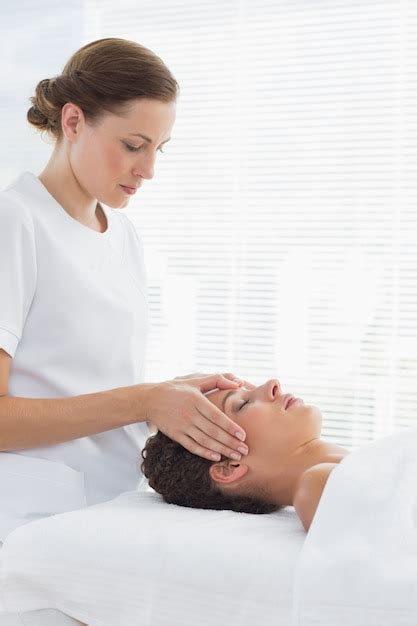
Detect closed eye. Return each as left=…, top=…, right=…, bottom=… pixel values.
left=238, top=399, right=250, bottom=410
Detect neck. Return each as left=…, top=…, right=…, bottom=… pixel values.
left=268, top=438, right=350, bottom=506
left=38, top=145, right=101, bottom=228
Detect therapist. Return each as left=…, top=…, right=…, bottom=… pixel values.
left=0, top=37, right=250, bottom=542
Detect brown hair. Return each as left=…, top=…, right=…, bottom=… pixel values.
left=27, top=37, right=179, bottom=143
left=140, top=431, right=282, bottom=514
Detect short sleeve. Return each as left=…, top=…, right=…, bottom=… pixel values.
left=0, top=192, right=37, bottom=358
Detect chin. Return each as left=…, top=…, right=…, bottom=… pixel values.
left=299, top=403, right=322, bottom=429
left=296, top=402, right=321, bottom=416
left=103, top=194, right=128, bottom=209
left=310, top=405, right=323, bottom=431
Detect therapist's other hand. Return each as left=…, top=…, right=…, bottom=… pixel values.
left=173, top=372, right=256, bottom=390
left=144, top=373, right=250, bottom=462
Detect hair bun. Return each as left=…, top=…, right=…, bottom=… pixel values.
left=27, top=77, right=58, bottom=135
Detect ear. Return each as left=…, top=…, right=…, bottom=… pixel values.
left=61, top=102, right=85, bottom=142
left=209, top=461, right=249, bottom=485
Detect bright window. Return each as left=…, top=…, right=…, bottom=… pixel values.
left=2, top=0, right=417, bottom=449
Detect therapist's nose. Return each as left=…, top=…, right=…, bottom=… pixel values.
left=133, top=155, right=155, bottom=181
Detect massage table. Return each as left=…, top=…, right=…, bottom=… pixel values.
left=2, top=425, right=415, bottom=625
left=0, top=489, right=305, bottom=625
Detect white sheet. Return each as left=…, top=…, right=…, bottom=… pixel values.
left=0, top=542, right=85, bottom=625
left=0, top=452, right=87, bottom=542
left=293, top=426, right=417, bottom=626
left=0, top=490, right=305, bottom=626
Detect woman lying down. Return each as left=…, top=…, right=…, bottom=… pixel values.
left=141, top=378, right=349, bottom=532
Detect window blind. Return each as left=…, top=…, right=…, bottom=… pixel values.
left=2, top=0, right=417, bottom=450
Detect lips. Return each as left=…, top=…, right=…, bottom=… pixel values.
left=120, top=185, right=138, bottom=195
left=284, top=394, right=296, bottom=409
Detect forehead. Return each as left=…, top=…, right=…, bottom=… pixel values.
left=101, top=98, right=176, bottom=141
left=206, top=387, right=246, bottom=412
left=114, top=98, right=175, bottom=122
left=205, top=388, right=227, bottom=408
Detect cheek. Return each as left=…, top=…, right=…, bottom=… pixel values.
left=237, top=409, right=272, bottom=444
left=103, top=144, right=127, bottom=175
left=84, top=133, right=125, bottom=176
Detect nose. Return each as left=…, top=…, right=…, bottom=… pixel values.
left=133, top=154, right=155, bottom=181
left=263, top=378, right=281, bottom=400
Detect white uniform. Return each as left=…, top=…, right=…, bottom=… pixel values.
left=0, top=171, right=150, bottom=542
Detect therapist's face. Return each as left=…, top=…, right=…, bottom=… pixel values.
left=205, top=379, right=322, bottom=490
left=64, top=97, right=176, bottom=208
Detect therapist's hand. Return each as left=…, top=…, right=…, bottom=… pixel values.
left=173, top=372, right=256, bottom=390
left=144, top=373, right=250, bottom=462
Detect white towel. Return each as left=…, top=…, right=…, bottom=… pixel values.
left=1, top=490, right=305, bottom=626
left=292, top=425, right=417, bottom=626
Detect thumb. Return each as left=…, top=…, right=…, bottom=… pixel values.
left=197, top=374, right=243, bottom=393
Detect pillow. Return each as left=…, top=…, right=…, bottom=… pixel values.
left=0, top=489, right=305, bottom=626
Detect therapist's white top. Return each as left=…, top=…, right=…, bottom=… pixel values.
left=0, top=171, right=149, bottom=540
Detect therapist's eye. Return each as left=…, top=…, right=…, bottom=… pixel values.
left=123, top=143, right=145, bottom=152
left=123, top=142, right=165, bottom=153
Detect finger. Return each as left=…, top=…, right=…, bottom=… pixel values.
left=240, top=380, right=256, bottom=390
left=222, top=374, right=256, bottom=390
left=179, top=433, right=224, bottom=462
left=221, top=372, right=244, bottom=383
left=197, top=373, right=242, bottom=393
left=178, top=372, right=242, bottom=383
left=174, top=372, right=206, bottom=380
left=218, top=373, right=247, bottom=387
left=186, top=424, right=248, bottom=461
left=196, top=397, right=247, bottom=444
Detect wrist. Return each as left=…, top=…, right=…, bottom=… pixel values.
left=117, top=382, right=160, bottom=424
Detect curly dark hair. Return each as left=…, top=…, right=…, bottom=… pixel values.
left=140, top=431, right=282, bottom=514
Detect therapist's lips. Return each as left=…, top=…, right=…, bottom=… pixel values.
left=120, top=185, right=138, bottom=195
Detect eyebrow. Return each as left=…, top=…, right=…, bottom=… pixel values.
left=221, top=389, right=238, bottom=413
left=128, top=132, right=171, bottom=145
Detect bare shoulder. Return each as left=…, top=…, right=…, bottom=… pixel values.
left=293, top=463, right=338, bottom=533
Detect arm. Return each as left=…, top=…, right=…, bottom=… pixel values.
left=293, top=463, right=338, bottom=532
left=0, top=350, right=247, bottom=460
left=0, top=348, right=155, bottom=451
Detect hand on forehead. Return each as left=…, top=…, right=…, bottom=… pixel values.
left=206, top=380, right=256, bottom=394
left=205, top=380, right=256, bottom=410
